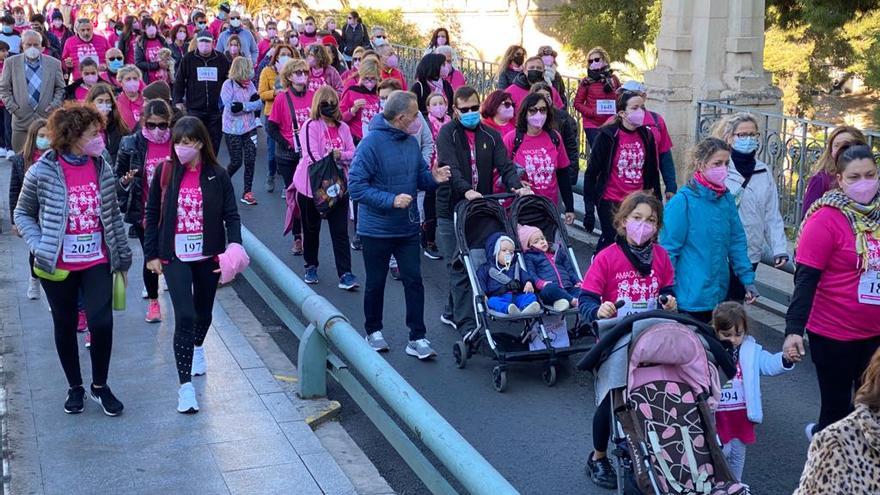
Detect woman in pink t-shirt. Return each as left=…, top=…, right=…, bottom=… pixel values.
left=13, top=103, right=132, bottom=417
left=503, top=92, right=574, bottom=223
left=584, top=90, right=661, bottom=253
left=785, top=143, right=880, bottom=438
left=143, top=117, right=243, bottom=414
left=115, top=65, right=145, bottom=131
left=578, top=191, right=677, bottom=489
left=479, top=90, right=516, bottom=143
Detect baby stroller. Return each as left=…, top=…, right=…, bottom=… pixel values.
left=452, top=193, right=591, bottom=392
left=577, top=310, right=749, bottom=495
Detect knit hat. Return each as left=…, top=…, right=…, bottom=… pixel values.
left=196, top=30, right=213, bottom=42
left=143, top=81, right=171, bottom=102
left=218, top=3, right=231, bottom=13
left=493, top=235, right=514, bottom=258
left=321, top=35, right=338, bottom=47
left=51, top=10, right=63, bottom=20
left=517, top=224, right=541, bottom=251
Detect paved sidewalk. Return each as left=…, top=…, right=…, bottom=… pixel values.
left=0, top=227, right=362, bottom=494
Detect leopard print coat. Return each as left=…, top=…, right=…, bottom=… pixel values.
left=794, top=404, right=880, bottom=495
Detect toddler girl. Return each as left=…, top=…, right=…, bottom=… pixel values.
left=518, top=224, right=580, bottom=311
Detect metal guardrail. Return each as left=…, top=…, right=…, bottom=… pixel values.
left=239, top=227, right=518, bottom=495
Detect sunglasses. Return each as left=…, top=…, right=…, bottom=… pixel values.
left=374, top=35, right=385, bottom=39
left=145, top=122, right=170, bottom=130
left=292, top=70, right=307, bottom=76
left=107, top=56, right=123, bottom=62
left=319, top=100, right=337, bottom=107
left=229, top=16, right=240, bottom=20
left=500, top=101, right=513, bottom=108
left=527, top=106, right=548, bottom=115
left=352, top=57, right=361, bottom=62
left=457, top=104, right=480, bottom=113
left=589, top=57, right=602, bottom=63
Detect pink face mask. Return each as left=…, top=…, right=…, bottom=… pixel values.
left=589, top=61, right=604, bottom=70
left=197, top=41, right=212, bottom=54
left=625, top=219, right=656, bottom=246
left=541, top=55, right=554, bottom=67
left=428, top=105, right=447, bottom=119
left=842, top=178, right=880, bottom=204
left=497, top=104, right=514, bottom=121
left=362, top=79, right=376, bottom=90
left=83, top=74, right=99, bottom=85
left=439, top=63, right=451, bottom=78
left=145, top=25, right=157, bottom=37
left=385, top=54, right=398, bottom=68
left=122, top=79, right=139, bottom=93
left=703, top=165, right=729, bottom=186
left=527, top=112, right=546, bottom=129
left=142, top=126, right=170, bottom=144
left=306, top=55, right=317, bottom=68
left=176, top=31, right=186, bottom=41
left=175, top=143, right=200, bottom=164
left=229, top=45, right=240, bottom=55
left=292, top=74, right=308, bottom=85
left=406, top=114, right=422, bottom=135
left=81, top=135, right=105, bottom=157
left=626, top=109, right=645, bottom=127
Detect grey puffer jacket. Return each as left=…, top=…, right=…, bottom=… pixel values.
left=13, top=150, right=133, bottom=274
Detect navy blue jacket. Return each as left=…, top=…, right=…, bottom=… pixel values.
left=349, top=114, right=438, bottom=238
left=476, top=232, right=534, bottom=297
left=523, top=248, right=579, bottom=290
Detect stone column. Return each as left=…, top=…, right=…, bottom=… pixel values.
left=643, top=0, right=781, bottom=182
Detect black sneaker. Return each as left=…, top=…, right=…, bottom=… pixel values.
left=64, top=385, right=86, bottom=414
left=586, top=455, right=617, bottom=490
left=350, top=236, right=363, bottom=251
left=89, top=384, right=124, bottom=416
left=423, top=243, right=442, bottom=260
left=127, top=225, right=137, bottom=239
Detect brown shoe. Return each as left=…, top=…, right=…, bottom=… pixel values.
left=291, top=237, right=303, bottom=256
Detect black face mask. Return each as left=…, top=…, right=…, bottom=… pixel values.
left=526, top=70, right=544, bottom=83
left=320, top=103, right=338, bottom=118
left=512, top=54, right=524, bottom=66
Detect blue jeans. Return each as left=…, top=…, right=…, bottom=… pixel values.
left=722, top=438, right=747, bottom=482
left=262, top=116, right=276, bottom=177
left=361, top=234, right=426, bottom=341
left=487, top=292, right=537, bottom=313
left=538, top=284, right=580, bottom=305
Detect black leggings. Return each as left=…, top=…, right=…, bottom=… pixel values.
left=592, top=394, right=612, bottom=453
left=422, top=189, right=437, bottom=245
left=134, top=225, right=159, bottom=300
left=297, top=192, right=351, bottom=276
left=225, top=130, right=258, bottom=194
left=40, top=263, right=113, bottom=388
left=595, top=199, right=619, bottom=254
left=164, top=257, right=220, bottom=384
left=809, top=330, right=880, bottom=432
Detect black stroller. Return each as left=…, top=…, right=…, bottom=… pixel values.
left=452, top=194, right=592, bottom=392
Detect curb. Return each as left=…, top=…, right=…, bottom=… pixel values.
left=304, top=400, right=342, bottom=429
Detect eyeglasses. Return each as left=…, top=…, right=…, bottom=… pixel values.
left=292, top=70, right=307, bottom=76
left=500, top=101, right=513, bottom=108
left=733, top=132, right=760, bottom=138
left=457, top=104, right=480, bottom=113
left=145, top=122, right=170, bottom=130
left=527, top=106, right=548, bottom=115
left=589, top=57, right=602, bottom=63
left=107, top=56, right=123, bottom=62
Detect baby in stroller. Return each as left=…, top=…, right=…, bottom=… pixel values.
left=518, top=224, right=581, bottom=312
left=476, top=232, right=542, bottom=315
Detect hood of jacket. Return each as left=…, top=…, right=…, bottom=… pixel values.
left=367, top=113, right=409, bottom=141
left=485, top=231, right=514, bottom=260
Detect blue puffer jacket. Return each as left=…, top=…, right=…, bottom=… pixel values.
left=659, top=180, right=754, bottom=312
left=523, top=248, right=579, bottom=289
left=476, top=232, right=534, bottom=297
left=349, top=114, right=437, bottom=238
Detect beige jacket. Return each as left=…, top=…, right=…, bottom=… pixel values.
left=0, top=53, right=66, bottom=132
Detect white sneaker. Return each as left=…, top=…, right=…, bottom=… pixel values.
left=26, top=277, right=41, bottom=300
left=191, top=346, right=206, bottom=376
left=552, top=299, right=570, bottom=311
left=0, top=148, right=7, bottom=157
left=177, top=383, right=199, bottom=414
left=141, top=286, right=148, bottom=299
left=521, top=301, right=542, bottom=314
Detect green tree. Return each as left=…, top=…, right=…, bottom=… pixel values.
left=554, top=0, right=661, bottom=66
left=609, top=42, right=658, bottom=82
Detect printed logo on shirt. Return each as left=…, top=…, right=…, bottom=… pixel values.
left=522, top=147, right=555, bottom=189
left=145, top=43, right=168, bottom=82
left=67, top=182, right=101, bottom=232
left=614, top=269, right=660, bottom=305
left=295, top=108, right=311, bottom=128
left=868, top=235, right=880, bottom=270
left=177, top=186, right=204, bottom=233
left=76, top=43, right=98, bottom=65
left=307, top=76, right=326, bottom=93
left=616, top=140, right=645, bottom=184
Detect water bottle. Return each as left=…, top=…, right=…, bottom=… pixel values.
left=112, top=272, right=126, bottom=311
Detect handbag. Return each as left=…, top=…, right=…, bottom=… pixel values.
left=305, top=120, right=347, bottom=218
left=275, top=91, right=302, bottom=164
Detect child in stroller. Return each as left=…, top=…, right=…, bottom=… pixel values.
left=518, top=224, right=581, bottom=312
left=476, top=232, right=542, bottom=315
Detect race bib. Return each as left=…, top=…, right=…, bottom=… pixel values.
left=596, top=99, right=616, bottom=115
left=62, top=232, right=103, bottom=263
left=175, top=233, right=208, bottom=262
left=718, top=378, right=746, bottom=411
left=619, top=297, right=656, bottom=317
left=196, top=67, right=218, bottom=82
left=858, top=269, right=880, bottom=305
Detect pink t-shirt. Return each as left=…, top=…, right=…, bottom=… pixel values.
left=268, top=89, right=315, bottom=151
left=174, top=165, right=208, bottom=262
left=74, top=85, right=91, bottom=101
left=644, top=111, right=672, bottom=155
left=796, top=207, right=880, bottom=341
left=603, top=128, right=647, bottom=202
left=144, top=38, right=168, bottom=83
left=339, top=88, right=379, bottom=140
left=581, top=243, right=674, bottom=315
left=57, top=157, right=107, bottom=271
left=482, top=118, right=515, bottom=144
left=118, top=93, right=144, bottom=132
left=506, top=82, right=564, bottom=110
left=504, top=130, right=569, bottom=205
left=307, top=68, right=329, bottom=93
left=142, top=141, right=172, bottom=222
left=61, top=35, right=111, bottom=80
left=464, top=130, right=478, bottom=187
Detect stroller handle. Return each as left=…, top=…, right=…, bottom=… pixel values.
left=480, top=192, right=518, bottom=201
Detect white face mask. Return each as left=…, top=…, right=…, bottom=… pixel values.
left=96, top=102, right=112, bottom=115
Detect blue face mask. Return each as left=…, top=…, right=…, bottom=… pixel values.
left=732, top=136, right=759, bottom=154
left=116, top=28, right=123, bottom=36
left=108, top=59, right=123, bottom=72
left=459, top=110, right=480, bottom=129
left=35, top=136, right=51, bottom=150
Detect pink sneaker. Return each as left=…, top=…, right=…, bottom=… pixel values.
left=84, top=331, right=91, bottom=348
left=77, top=310, right=88, bottom=333
left=145, top=300, right=162, bottom=323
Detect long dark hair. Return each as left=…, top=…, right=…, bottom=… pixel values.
left=86, top=83, right=130, bottom=135
left=120, top=15, right=137, bottom=40
left=416, top=53, right=445, bottom=82
left=602, top=90, right=642, bottom=128
left=141, top=99, right=173, bottom=125
left=427, top=27, right=450, bottom=49
left=514, top=92, right=555, bottom=134
left=171, top=116, right=220, bottom=169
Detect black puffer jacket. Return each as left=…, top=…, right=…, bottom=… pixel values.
left=583, top=123, right=661, bottom=214
left=115, top=131, right=164, bottom=225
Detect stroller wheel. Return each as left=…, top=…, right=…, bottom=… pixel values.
left=453, top=341, right=468, bottom=369
left=491, top=366, right=508, bottom=392
left=542, top=365, right=558, bottom=387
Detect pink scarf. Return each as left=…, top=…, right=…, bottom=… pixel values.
left=693, top=171, right=727, bottom=197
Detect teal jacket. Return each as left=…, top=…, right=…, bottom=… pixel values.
left=659, top=181, right=754, bottom=312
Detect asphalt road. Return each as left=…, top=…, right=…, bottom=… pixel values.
left=220, top=137, right=816, bottom=495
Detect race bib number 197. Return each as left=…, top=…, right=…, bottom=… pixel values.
left=175, top=233, right=208, bottom=262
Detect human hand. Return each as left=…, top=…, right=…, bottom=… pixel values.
left=523, top=281, right=534, bottom=293
left=564, top=212, right=575, bottom=225
left=783, top=334, right=805, bottom=363
left=597, top=301, right=618, bottom=319
left=121, top=168, right=138, bottom=185
left=515, top=186, right=532, bottom=196
left=119, top=270, right=128, bottom=288
left=661, top=295, right=677, bottom=311
left=159, top=60, right=169, bottom=69
left=774, top=255, right=789, bottom=268
left=393, top=193, right=413, bottom=208
left=146, top=258, right=163, bottom=275
left=432, top=165, right=451, bottom=183
left=744, top=284, right=759, bottom=304
left=665, top=191, right=675, bottom=201
left=583, top=214, right=596, bottom=233
left=98, top=63, right=108, bottom=72
left=11, top=225, right=20, bottom=237
left=353, top=98, right=366, bottom=110
left=464, top=190, right=482, bottom=201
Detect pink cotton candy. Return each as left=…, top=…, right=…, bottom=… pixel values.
left=217, top=243, right=250, bottom=284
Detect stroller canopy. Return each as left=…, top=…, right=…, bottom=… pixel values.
left=628, top=322, right=719, bottom=400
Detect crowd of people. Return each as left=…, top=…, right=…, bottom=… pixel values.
left=1, top=0, right=879, bottom=492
